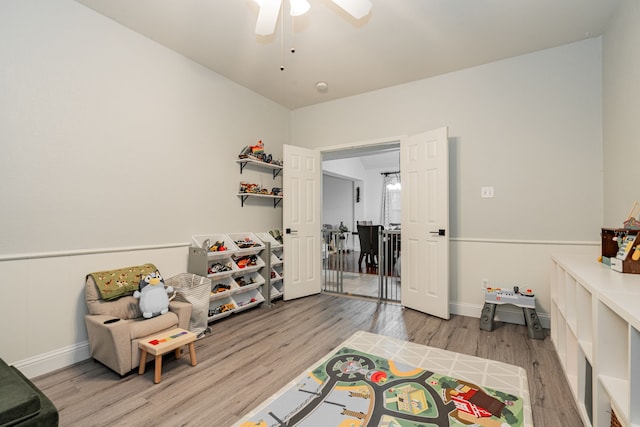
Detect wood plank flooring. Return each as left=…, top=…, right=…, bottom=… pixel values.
left=32, top=294, right=583, bottom=426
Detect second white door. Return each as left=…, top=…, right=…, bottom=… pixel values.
left=282, top=144, right=322, bottom=300
left=400, top=127, right=450, bottom=319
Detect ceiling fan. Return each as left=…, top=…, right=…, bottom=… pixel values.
left=255, top=0, right=373, bottom=36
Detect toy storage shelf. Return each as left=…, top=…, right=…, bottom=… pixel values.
left=236, top=158, right=283, bottom=179
left=550, top=254, right=640, bottom=427
left=236, top=158, right=283, bottom=207
left=188, top=231, right=285, bottom=320
left=256, top=232, right=284, bottom=301
left=237, top=193, right=282, bottom=208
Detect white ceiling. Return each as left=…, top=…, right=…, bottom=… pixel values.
left=74, top=0, right=619, bottom=109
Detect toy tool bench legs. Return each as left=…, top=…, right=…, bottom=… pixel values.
left=480, top=287, right=545, bottom=339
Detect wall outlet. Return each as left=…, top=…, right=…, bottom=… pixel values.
left=482, top=278, right=489, bottom=289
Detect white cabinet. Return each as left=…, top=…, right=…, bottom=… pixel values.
left=551, top=254, right=640, bottom=427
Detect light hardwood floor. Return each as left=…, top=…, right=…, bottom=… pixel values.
left=32, top=294, right=583, bottom=426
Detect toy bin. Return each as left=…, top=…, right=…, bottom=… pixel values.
left=209, top=276, right=238, bottom=300
left=228, top=232, right=264, bottom=256
left=270, top=251, right=284, bottom=267
left=233, top=271, right=265, bottom=290
left=192, top=234, right=239, bottom=259
left=271, top=283, right=283, bottom=299
left=273, top=264, right=283, bottom=279
left=233, top=289, right=265, bottom=313
left=206, top=256, right=239, bottom=280
left=232, top=253, right=265, bottom=274
left=256, top=231, right=283, bottom=249
left=269, top=268, right=282, bottom=283
left=207, top=296, right=236, bottom=321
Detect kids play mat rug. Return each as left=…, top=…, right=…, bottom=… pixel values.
left=234, top=331, right=532, bottom=427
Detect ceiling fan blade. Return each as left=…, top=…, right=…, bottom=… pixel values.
left=255, top=0, right=283, bottom=36
left=331, top=0, right=372, bottom=19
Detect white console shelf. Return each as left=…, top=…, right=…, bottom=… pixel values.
left=551, top=254, right=640, bottom=427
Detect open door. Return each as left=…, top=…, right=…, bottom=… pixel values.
left=400, top=127, right=450, bottom=319
left=283, top=144, right=322, bottom=300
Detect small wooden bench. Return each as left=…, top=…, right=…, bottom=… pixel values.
left=138, top=328, right=197, bottom=383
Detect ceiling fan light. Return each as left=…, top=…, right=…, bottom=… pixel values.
left=289, top=0, right=310, bottom=16
left=255, top=0, right=283, bottom=36
left=331, top=0, right=372, bottom=19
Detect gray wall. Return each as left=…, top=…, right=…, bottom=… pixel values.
left=603, top=0, right=640, bottom=226
left=0, top=0, right=288, bottom=372
left=292, top=37, right=604, bottom=326
left=322, top=174, right=353, bottom=231
left=0, top=0, right=288, bottom=256
left=292, top=38, right=603, bottom=243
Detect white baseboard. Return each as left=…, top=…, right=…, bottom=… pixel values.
left=13, top=341, right=90, bottom=379
left=451, top=302, right=550, bottom=329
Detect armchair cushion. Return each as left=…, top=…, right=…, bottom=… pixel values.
left=86, top=276, right=142, bottom=320
left=129, top=314, right=178, bottom=340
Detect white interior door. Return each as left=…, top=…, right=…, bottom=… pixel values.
left=283, top=144, right=322, bottom=300
left=400, top=127, right=450, bottom=319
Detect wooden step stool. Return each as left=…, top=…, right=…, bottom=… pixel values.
left=138, top=328, right=197, bottom=383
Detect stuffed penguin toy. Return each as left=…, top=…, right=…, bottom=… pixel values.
left=133, top=270, right=174, bottom=318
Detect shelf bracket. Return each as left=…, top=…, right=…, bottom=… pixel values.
left=238, top=159, right=280, bottom=179
left=240, top=194, right=249, bottom=207
left=274, top=198, right=282, bottom=208
left=239, top=161, right=247, bottom=174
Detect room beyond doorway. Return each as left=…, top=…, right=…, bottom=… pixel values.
left=321, top=140, right=400, bottom=301
left=323, top=240, right=401, bottom=301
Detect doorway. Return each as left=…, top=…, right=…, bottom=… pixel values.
left=320, top=141, right=401, bottom=301
left=284, top=128, right=449, bottom=318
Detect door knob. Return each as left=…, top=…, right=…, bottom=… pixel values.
left=286, top=228, right=298, bottom=234
left=430, top=229, right=446, bottom=236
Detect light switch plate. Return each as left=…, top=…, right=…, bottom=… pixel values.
left=481, top=186, right=494, bottom=198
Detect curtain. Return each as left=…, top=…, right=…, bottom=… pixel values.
left=380, top=173, right=401, bottom=228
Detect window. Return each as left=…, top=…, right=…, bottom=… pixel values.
left=381, top=173, right=401, bottom=228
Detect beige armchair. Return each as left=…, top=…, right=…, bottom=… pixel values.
left=84, top=264, right=192, bottom=376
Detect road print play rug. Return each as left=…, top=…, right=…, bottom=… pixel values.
left=237, top=346, right=525, bottom=427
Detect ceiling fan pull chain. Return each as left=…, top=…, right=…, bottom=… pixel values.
left=280, top=0, right=285, bottom=71
left=290, top=2, right=296, bottom=54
